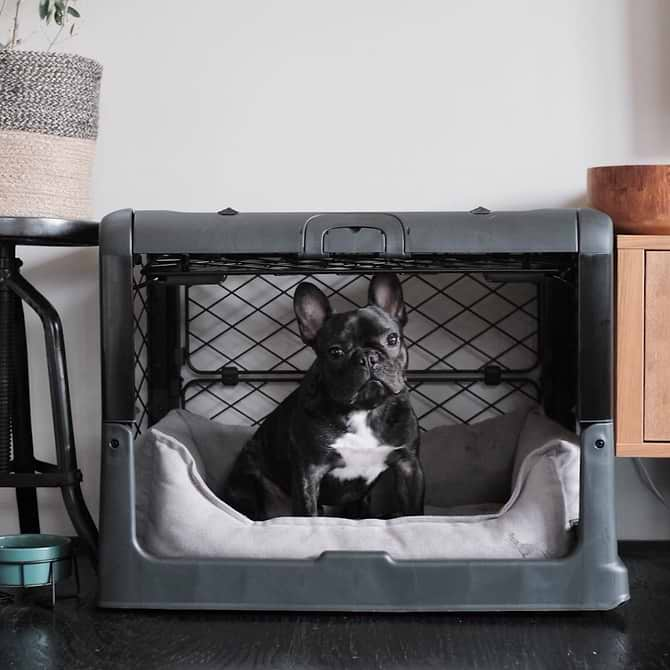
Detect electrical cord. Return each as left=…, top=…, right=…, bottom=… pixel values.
left=633, top=458, right=670, bottom=510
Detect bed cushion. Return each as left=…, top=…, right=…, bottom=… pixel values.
left=134, top=407, right=579, bottom=560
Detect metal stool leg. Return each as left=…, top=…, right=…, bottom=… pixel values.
left=7, top=272, right=98, bottom=564
left=13, top=296, right=40, bottom=534
left=0, top=244, right=13, bottom=475
left=61, top=484, right=97, bottom=566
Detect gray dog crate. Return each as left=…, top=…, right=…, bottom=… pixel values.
left=98, top=207, right=629, bottom=611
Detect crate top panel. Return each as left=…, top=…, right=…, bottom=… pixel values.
left=123, top=208, right=587, bottom=255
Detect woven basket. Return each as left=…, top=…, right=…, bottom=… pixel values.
left=0, top=50, right=102, bottom=220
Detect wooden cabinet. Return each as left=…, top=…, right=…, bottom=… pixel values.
left=617, top=236, right=670, bottom=456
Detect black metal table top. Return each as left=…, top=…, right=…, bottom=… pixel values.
left=0, top=217, right=98, bottom=247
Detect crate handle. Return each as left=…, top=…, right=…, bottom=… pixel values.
left=301, top=213, right=407, bottom=257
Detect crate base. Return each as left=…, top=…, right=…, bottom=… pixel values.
left=98, top=551, right=630, bottom=612
left=98, top=422, right=629, bottom=612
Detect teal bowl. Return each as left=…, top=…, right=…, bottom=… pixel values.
left=0, top=534, right=72, bottom=587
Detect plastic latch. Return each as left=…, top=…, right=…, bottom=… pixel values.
left=217, top=207, right=238, bottom=215
left=483, top=365, right=502, bottom=386
left=220, top=366, right=239, bottom=386
left=470, top=206, right=491, bottom=215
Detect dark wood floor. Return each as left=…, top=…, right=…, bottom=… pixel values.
left=1, top=542, right=669, bottom=670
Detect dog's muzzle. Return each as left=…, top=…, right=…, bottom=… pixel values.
left=353, top=349, right=382, bottom=370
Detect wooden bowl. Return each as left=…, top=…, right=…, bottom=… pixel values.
left=587, top=164, right=670, bottom=234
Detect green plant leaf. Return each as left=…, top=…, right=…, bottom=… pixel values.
left=44, top=0, right=55, bottom=24
left=67, top=6, right=80, bottom=17
left=55, top=0, right=65, bottom=10
left=54, top=7, right=63, bottom=25
left=39, top=0, right=50, bottom=20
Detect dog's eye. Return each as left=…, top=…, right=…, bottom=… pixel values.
left=328, top=346, right=345, bottom=359
left=387, top=333, right=399, bottom=346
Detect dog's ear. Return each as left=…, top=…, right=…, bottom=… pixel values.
left=368, top=273, right=407, bottom=327
left=294, top=282, right=332, bottom=345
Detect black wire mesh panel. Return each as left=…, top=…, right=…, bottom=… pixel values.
left=133, top=264, right=149, bottom=436
left=182, top=379, right=539, bottom=432
left=145, top=252, right=572, bottom=279
left=181, top=272, right=540, bottom=431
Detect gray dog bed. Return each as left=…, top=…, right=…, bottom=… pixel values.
left=134, top=406, right=579, bottom=560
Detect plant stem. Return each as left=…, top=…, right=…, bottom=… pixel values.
left=0, top=0, right=7, bottom=48
left=47, top=0, right=69, bottom=51
left=9, top=0, right=23, bottom=49
left=47, top=24, right=64, bottom=51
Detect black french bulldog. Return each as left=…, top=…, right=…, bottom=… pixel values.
left=223, top=273, right=424, bottom=520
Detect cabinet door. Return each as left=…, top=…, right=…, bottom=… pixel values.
left=617, top=247, right=645, bottom=449
left=617, top=239, right=670, bottom=456
left=645, top=251, right=670, bottom=440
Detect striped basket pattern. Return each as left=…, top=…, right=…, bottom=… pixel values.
left=0, top=50, right=102, bottom=220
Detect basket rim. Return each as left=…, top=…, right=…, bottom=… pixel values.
left=0, top=48, right=102, bottom=73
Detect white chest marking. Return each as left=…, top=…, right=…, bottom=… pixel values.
left=328, top=411, right=399, bottom=485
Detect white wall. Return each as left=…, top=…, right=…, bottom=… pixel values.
left=2, top=0, right=670, bottom=538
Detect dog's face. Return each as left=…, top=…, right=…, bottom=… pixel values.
left=294, top=274, right=409, bottom=410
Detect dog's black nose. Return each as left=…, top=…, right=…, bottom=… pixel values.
left=354, top=350, right=380, bottom=368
